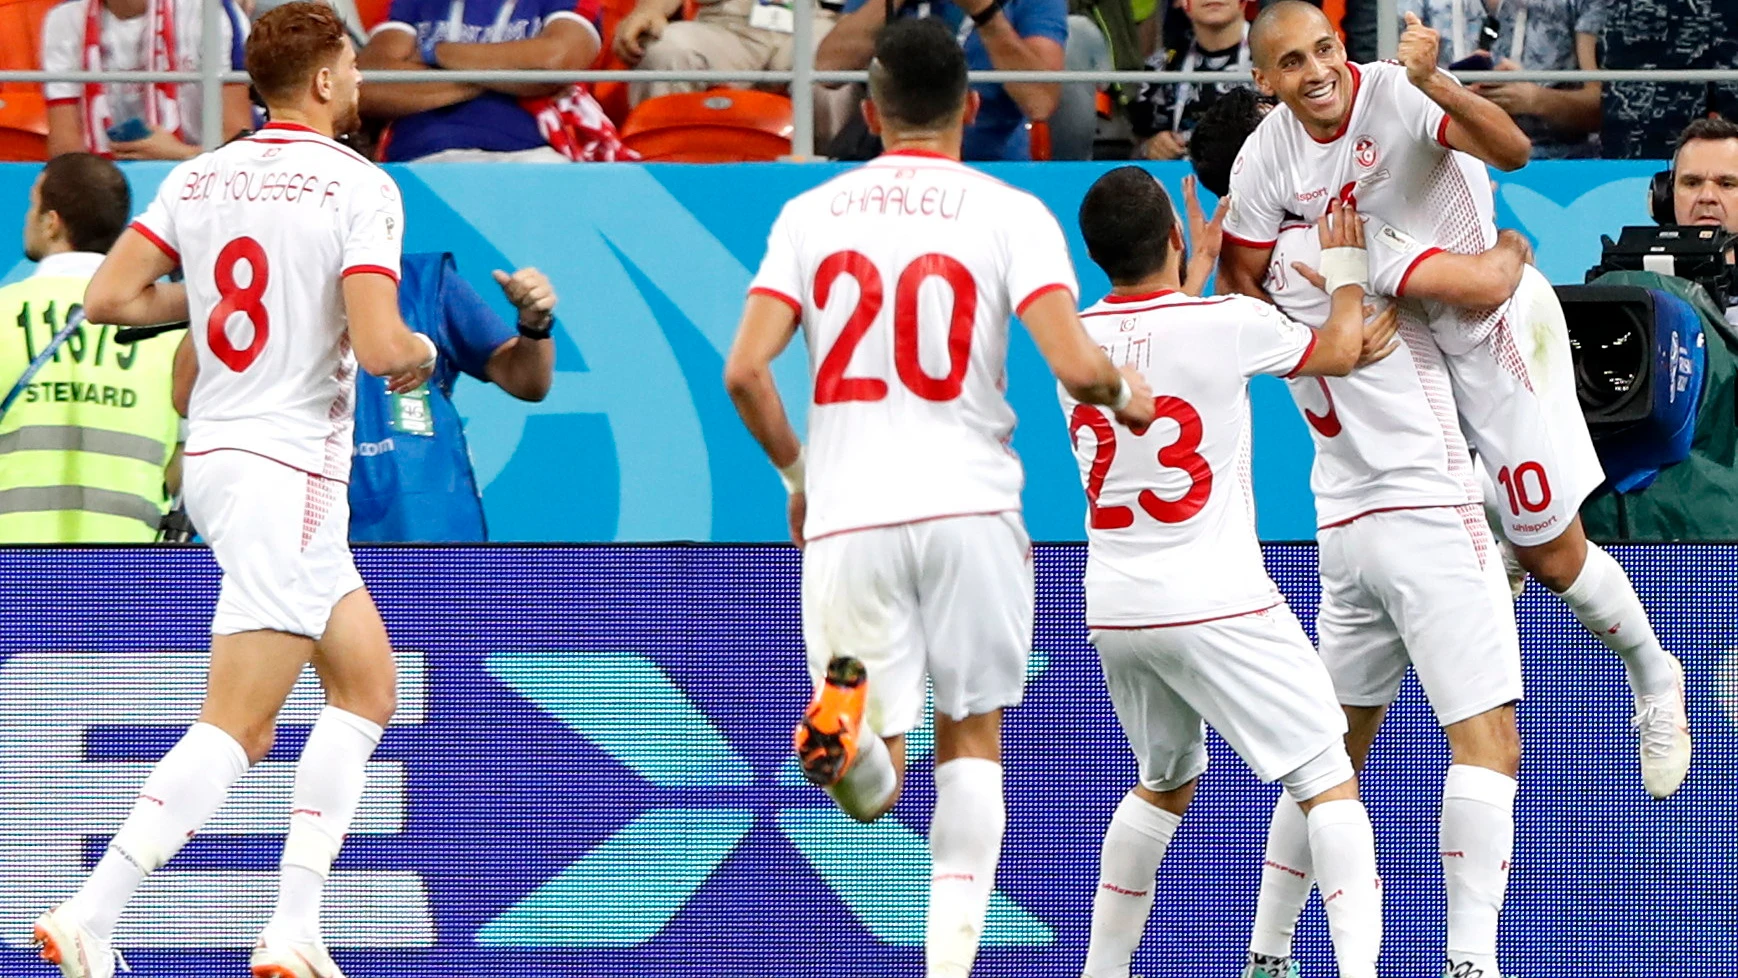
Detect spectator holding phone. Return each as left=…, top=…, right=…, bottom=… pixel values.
left=41, top=0, right=255, bottom=159
left=1402, top=0, right=1608, bottom=159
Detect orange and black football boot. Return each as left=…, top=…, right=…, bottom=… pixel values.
left=793, top=656, right=869, bottom=787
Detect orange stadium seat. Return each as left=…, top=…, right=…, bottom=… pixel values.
left=593, top=0, right=700, bottom=126
left=0, top=0, right=55, bottom=161
left=621, top=89, right=792, bottom=162
left=354, top=0, right=393, bottom=31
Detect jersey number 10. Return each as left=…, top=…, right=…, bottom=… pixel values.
left=209, top=236, right=271, bottom=372
left=812, top=250, right=976, bottom=404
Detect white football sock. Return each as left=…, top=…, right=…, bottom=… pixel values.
left=1249, top=792, right=1314, bottom=960
left=263, top=707, right=383, bottom=944
left=1306, top=799, right=1382, bottom=978
left=825, top=731, right=897, bottom=821
left=1554, top=544, right=1678, bottom=695
left=926, top=758, right=1004, bottom=978
left=1442, top=764, right=1516, bottom=972
left=1082, top=792, right=1181, bottom=978
left=68, top=722, right=250, bottom=943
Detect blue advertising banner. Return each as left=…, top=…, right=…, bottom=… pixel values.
left=0, top=544, right=1726, bottom=978
left=0, top=160, right=1666, bottom=541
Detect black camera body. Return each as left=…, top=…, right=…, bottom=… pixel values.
left=1585, top=225, right=1738, bottom=308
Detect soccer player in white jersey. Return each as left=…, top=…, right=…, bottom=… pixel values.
left=32, top=6, right=437, bottom=978
left=726, top=19, right=1156, bottom=978
left=1217, top=0, right=1691, bottom=800
left=1065, top=168, right=1397, bottom=978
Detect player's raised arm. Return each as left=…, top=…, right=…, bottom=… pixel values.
left=1286, top=201, right=1397, bottom=377
left=1398, top=11, right=1531, bottom=172
left=344, top=271, right=437, bottom=392
left=85, top=227, right=187, bottom=327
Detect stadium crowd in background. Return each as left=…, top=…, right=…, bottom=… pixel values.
left=1600, top=0, right=1738, bottom=161
left=40, top=0, right=253, bottom=159
left=355, top=0, right=603, bottom=161
left=1125, top=0, right=1250, bottom=160
left=613, top=0, right=836, bottom=113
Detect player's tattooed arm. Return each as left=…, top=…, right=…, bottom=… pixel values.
left=1398, top=11, right=1531, bottom=171
left=85, top=229, right=187, bottom=328
left=1396, top=229, right=1532, bottom=310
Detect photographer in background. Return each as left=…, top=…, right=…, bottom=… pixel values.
left=0, top=154, right=182, bottom=542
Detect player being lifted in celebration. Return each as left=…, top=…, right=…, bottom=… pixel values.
left=1218, top=1, right=1691, bottom=800
left=1191, top=88, right=1539, bottom=978
left=1067, top=169, right=1396, bottom=978
left=34, top=5, right=437, bottom=977
left=724, top=19, right=1156, bottom=978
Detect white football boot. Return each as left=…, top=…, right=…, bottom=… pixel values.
left=250, top=936, right=347, bottom=978
left=32, top=905, right=122, bottom=978
left=1634, top=657, right=1692, bottom=799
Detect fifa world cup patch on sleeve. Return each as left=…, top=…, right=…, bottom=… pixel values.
left=1374, top=223, right=1419, bottom=254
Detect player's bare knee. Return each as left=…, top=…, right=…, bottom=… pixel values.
left=234, top=721, right=277, bottom=765
left=1513, top=526, right=1589, bottom=593
left=933, top=709, right=1002, bottom=765
left=1132, top=781, right=1193, bottom=818
left=1445, top=704, right=1521, bottom=777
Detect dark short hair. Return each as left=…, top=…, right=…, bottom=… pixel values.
left=868, top=17, right=969, bottom=131
left=1674, top=116, right=1738, bottom=165
left=39, top=153, right=130, bottom=254
left=1079, top=166, right=1176, bottom=286
left=246, top=1, right=348, bottom=105
left=1189, top=88, right=1267, bottom=198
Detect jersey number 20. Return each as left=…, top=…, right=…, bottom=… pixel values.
left=209, top=236, right=270, bottom=372
left=812, top=250, right=975, bottom=403
left=1070, top=399, right=1213, bottom=527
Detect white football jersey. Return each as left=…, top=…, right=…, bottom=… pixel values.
left=749, top=149, right=1078, bottom=541
left=132, top=121, right=404, bottom=482
left=1061, top=290, right=1313, bottom=627
left=1268, top=220, right=1480, bottom=528
left=1224, top=60, right=1502, bottom=354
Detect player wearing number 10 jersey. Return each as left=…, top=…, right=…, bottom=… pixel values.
left=725, top=20, right=1155, bottom=978
left=1065, top=176, right=1392, bottom=978
left=34, top=7, right=437, bottom=978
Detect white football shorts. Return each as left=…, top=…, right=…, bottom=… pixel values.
left=184, top=449, right=365, bottom=639
left=1447, top=265, right=1605, bottom=547
left=1090, top=604, right=1348, bottom=792
left=1317, top=504, right=1523, bottom=725
left=800, top=511, right=1033, bottom=738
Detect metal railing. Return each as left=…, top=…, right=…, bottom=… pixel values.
left=7, top=0, right=1738, bottom=156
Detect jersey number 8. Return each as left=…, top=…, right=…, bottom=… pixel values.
left=209, top=236, right=271, bottom=372
left=812, top=250, right=976, bottom=404
left=1070, top=399, right=1213, bottom=527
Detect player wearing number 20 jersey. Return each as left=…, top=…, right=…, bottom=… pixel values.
left=727, top=22, right=1154, bottom=978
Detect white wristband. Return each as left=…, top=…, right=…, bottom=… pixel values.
left=1318, top=246, right=1369, bottom=296
left=1110, top=376, right=1133, bottom=412
left=414, top=332, right=438, bottom=370
left=777, top=446, right=806, bottom=494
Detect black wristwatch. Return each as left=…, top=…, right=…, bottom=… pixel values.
left=517, top=318, right=554, bottom=340
left=970, top=0, right=1002, bottom=26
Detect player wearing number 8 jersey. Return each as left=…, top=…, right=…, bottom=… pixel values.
left=33, top=6, right=438, bottom=978
left=725, top=19, right=1155, bottom=978
left=1066, top=174, right=1394, bottom=978
left=1219, top=1, right=1690, bottom=803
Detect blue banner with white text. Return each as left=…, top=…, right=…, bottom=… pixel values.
left=0, top=160, right=1667, bottom=541
left=0, top=544, right=1727, bottom=978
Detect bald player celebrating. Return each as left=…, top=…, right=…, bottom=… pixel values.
left=1219, top=2, right=1690, bottom=807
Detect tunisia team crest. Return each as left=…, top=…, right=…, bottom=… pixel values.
left=1354, top=136, right=1379, bottom=168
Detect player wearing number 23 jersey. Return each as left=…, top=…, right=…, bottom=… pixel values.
left=1067, top=172, right=1386, bottom=978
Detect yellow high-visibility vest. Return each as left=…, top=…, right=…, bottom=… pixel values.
left=0, top=252, right=180, bottom=543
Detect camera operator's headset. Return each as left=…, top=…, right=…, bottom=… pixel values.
left=1649, top=167, right=1676, bottom=225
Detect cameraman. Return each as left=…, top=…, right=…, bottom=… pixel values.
left=1665, top=116, right=1738, bottom=324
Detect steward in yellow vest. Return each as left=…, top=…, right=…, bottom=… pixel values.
left=0, top=154, right=181, bottom=542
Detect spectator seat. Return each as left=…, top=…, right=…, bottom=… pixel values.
left=621, top=89, right=792, bottom=161
left=0, top=0, right=55, bottom=161
left=593, top=0, right=699, bottom=126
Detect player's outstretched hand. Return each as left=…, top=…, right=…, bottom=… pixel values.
left=1398, top=11, right=1442, bottom=88
left=1182, top=175, right=1229, bottom=297
left=788, top=490, right=807, bottom=549
left=1357, top=302, right=1402, bottom=367
left=494, top=268, right=558, bottom=332
left=1112, top=364, right=1157, bottom=430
